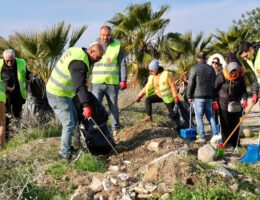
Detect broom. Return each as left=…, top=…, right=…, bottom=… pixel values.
left=217, top=103, right=255, bottom=156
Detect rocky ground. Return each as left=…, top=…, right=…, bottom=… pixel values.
left=1, top=100, right=260, bottom=200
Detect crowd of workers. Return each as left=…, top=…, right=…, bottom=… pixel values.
left=0, top=25, right=259, bottom=161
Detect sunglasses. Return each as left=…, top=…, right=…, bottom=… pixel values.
left=212, top=61, right=219, bottom=65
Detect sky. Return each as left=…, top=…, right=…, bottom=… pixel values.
left=1, top=0, right=259, bottom=47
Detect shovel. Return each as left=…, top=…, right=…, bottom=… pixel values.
left=217, top=103, right=254, bottom=156
left=119, top=100, right=136, bottom=114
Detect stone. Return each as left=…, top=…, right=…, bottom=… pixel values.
left=255, top=186, right=260, bottom=195
left=215, top=166, right=233, bottom=178
left=147, top=140, right=165, bottom=153
left=229, top=183, right=238, bottom=191
left=102, top=178, right=112, bottom=191
left=137, top=194, right=153, bottom=199
left=133, top=186, right=149, bottom=194
left=198, top=144, right=217, bottom=163
left=110, top=177, right=118, bottom=185
left=120, top=195, right=132, bottom=200
left=70, top=187, right=94, bottom=200
left=108, top=165, right=120, bottom=172
left=160, top=193, right=170, bottom=199
left=144, top=183, right=157, bottom=193
left=157, top=183, right=167, bottom=193
left=143, top=165, right=159, bottom=182
left=89, top=177, right=103, bottom=193
left=243, top=128, right=254, bottom=138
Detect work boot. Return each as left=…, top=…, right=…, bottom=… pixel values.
left=144, top=115, right=152, bottom=122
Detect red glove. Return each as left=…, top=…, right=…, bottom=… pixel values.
left=174, top=96, right=180, bottom=103
left=242, top=100, right=248, bottom=109
left=212, top=101, right=219, bottom=111
left=82, top=106, right=93, bottom=119
left=252, top=93, right=258, bottom=104
left=136, top=96, right=142, bottom=102
left=120, top=81, right=127, bottom=90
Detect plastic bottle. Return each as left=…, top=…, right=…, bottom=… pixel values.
left=218, top=144, right=224, bottom=157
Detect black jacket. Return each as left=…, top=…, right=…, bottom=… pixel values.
left=186, top=61, right=216, bottom=99
left=215, top=72, right=248, bottom=110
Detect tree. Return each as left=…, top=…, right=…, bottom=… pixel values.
left=233, top=7, right=260, bottom=42
left=108, top=2, right=170, bottom=86
left=0, top=21, right=87, bottom=82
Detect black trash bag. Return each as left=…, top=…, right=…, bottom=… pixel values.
left=73, top=93, right=115, bottom=155
left=169, top=102, right=194, bottom=132
left=22, top=76, right=54, bottom=127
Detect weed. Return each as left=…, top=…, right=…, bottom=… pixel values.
left=235, top=163, right=260, bottom=181
left=72, top=153, right=107, bottom=172
left=46, top=163, right=69, bottom=179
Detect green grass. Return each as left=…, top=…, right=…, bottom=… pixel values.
left=4, top=120, right=61, bottom=150
left=168, top=183, right=242, bottom=200
left=72, top=153, right=107, bottom=172
left=235, top=162, right=260, bottom=181
left=46, top=163, right=69, bottom=179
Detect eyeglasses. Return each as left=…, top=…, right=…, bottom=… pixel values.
left=212, top=61, right=219, bottom=65
left=5, top=59, right=14, bottom=63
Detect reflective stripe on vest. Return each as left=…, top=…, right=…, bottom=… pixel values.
left=0, top=60, right=6, bottom=103
left=16, top=59, right=27, bottom=99
left=145, top=71, right=174, bottom=103
left=247, top=48, right=260, bottom=85
left=46, top=47, right=89, bottom=98
left=91, top=41, right=121, bottom=85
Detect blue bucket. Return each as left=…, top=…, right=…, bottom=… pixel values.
left=240, top=144, right=260, bottom=164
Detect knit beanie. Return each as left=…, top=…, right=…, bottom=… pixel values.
left=148, top=59, right=160, bottom=71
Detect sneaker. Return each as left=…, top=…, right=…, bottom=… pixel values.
left=144, top=115, right=152, bottom=122
left=60, top=150, right=81, bottom=162
left=195, top=138, right=206, bottom=144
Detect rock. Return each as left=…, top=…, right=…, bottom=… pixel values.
left=108, top=165, right=120, bottom=172
left=229, top=183, right=238, bottom=191
left=160, top=193, right=170, bottom=199
left=110, top=177, right=118, bottom=185
left=133, top=186, right=149, bottom=194
left=214, top=166, right=233, bottom=178
left=147, top=140, right=165, bottom=153
left=70, top=186, right=94, bottom=200
left=157, top=183, right=167, bottom=193
left=89, top=177, right=103, bottom=193
left=137, top=194, right=153, bottom=199
left=198, top=144, right=217, bottom=163
left=118, top=173, right=129, bottom=181
left=144, top=183, right=157, bottom=193
left=120, top=195, right=132, bottom=200
left=255, top=186, right=260, bottom=195
left=143, top=165, right=159, bottom=182
left=102, top=178, right=112, bottom=191
left=243, top=128, right=254, bottom=138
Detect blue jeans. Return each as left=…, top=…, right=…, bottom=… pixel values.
left=92, top=84, right=120, bottom=130
left=193, top=98, right=217, bottom=138
left=47, top=92, right=78, bottom=158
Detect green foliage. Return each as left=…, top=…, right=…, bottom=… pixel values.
left=72, top=153, right=107, bottom=172
left=233, top=7, right=260, bottom=42
left=46, top=163, right=69, bottom=179
left=235, top=163, right=260, bottom=181
left=169, top=183, right=241, bottom=200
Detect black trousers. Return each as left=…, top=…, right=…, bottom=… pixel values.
left=6, top=93, right=25, bottom=118
left=145, top=94, right=174, bottom=116
left=219, top=108, right=241, bottom=147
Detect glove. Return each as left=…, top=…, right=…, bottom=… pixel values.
left=120, top=81, right=127, bottom=90
left=212, top=101, right=219, bottom=111
left=174, top=96, right=180, bottom=104
left=252, top=93, right=258, bottom=104
left=82, top=106, right=93, bottom=119
left=242, top=100, right=248, bottom=109
left=136, top=96, right=142, bottom=102
left=188, top=98, right=192, bottom=103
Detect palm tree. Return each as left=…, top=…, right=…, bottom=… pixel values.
left=160, top=31, right=212, bottom=88
left=108, top=2, right=170, bottom=86
left=0, top=21, right=87, bottom=82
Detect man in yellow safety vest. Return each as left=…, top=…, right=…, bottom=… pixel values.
left=46, top=43, right=104, bottom=160
left=136, top=59, right=179, bottom=122
left=237, top=41, right=260, bottom=107
left=1, top=49, right=30, bottom=118
left=91, top=26, right=127, bottom=135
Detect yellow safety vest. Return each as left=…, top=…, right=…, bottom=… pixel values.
left=91, top=41, right=120, bottom=85
left=145, top=71, right=174, bottom=103
left=0, top=60, right=6, bottom=103
left=247, top=48, right=260, bottom=86
left=46, top=47, right=90, bottom=98
left=0, top=58, right=27, bottom=100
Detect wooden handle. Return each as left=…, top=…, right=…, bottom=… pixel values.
left=223, top=103, right=254, bottom=147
